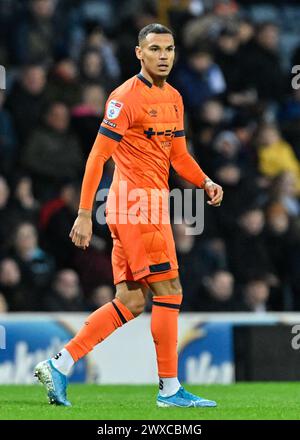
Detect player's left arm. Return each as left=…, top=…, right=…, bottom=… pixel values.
left=170, top=96, right=223, bottom=207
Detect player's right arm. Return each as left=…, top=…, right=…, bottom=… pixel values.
left=70, top=95, right=132, bottom=249
left=69, top=133, right=119, bottom=249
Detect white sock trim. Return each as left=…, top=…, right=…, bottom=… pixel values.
left=158, top=377, right=181, bottom=397
left=51, top=348, right=74, bottom=376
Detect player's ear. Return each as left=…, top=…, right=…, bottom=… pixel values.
left=135, top=46, right=143, bottom=61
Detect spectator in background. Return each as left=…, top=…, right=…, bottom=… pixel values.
left=268, top=172, right=300, bottom=217
left=191, top=99, right=226, bottom=170
left=265, top=203, right=300, bottom=279
left=79, top=22, right=120, bottom=83
left=241, top=277, right=271, bottom=312
left=230, top=113, right=256, bottom=155
left=10, top=222, right=55, bottom=306
left=173, top=222, right=206, bottom=309
left=173, top=222, right=228, bottom=310
left=0, top=175, right=16, bottom=254
left=46, top=58, right=82, bottom=107
left=9, top=0, right=66, bottom=65
left=227, top=206, right=274, bottom=284
left=39, top=180, right=80, bottom=268
left=211, top=129, right=252, bottom=176
left=239, top=21, right=286, bottom=103
left=79, top=48, right=116, bottom=91
left=171, top=44, right=226, bottom=117
left=181, top=0, right=240, bottom=49
left=5, top=63, right=48, bottom=143
left=42, top=269, right=87, bottom=311
left=0, top=258, right=30, bottom=311
left=0, top=174, right=39, bottom=254
left=237, top=17, right=255, bottom=46
left=264, top=202, right=300, bottom=310
left=72, top=240, right=113, bottom=295
left=22, top=101, right=83, bottom=201
left=215, top=25, right=258, bottom=108
left=192, top=269, right=239, bottom=312
left=72, top=83, right=106, bottom=159
left=214, top=26, right=242, bottom=93
left=190, top=100, right=227, bottom=186
left=203, top=129, right=258, bottom=237
left=11, top=175, right=40, bottom=224
left=256, top=123, right=300, bottom=195
left=198, top=99, right=225, bottom=135
left=0, top=90, right=17, bottom=176
left=88, top=284, right=114, bottom=310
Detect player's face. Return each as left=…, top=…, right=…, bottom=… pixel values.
left=136, top=33, right=175, bottom=79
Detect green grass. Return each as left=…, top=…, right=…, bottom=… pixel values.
left=0, top=383, right=299, bottom=420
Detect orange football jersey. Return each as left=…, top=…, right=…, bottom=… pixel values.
left=79, top=73, right=207, bottom=211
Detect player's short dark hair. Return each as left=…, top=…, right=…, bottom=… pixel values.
left=138, top=23, right=173, bottom=44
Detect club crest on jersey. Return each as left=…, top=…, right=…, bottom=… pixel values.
left=106, top=100, right=123, bottom=120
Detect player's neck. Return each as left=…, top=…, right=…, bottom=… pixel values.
left=140, top=69, right=166, bottom=89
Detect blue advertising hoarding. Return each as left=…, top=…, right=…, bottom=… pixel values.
left=0, top=320, right=89, bottom=383
left=178, top=322, right=234, bottom=384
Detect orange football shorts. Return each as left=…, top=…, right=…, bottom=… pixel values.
left=106, top=210, right=178, bottom=285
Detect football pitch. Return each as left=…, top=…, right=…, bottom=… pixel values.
left=0, top=383, right=299, bottom=420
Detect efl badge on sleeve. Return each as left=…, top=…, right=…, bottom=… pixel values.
left=106, top=100, right=123, bottom=120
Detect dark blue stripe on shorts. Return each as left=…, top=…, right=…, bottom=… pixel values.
left=149, top=262, right=171, bottom=273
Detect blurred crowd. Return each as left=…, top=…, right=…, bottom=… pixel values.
left=1, top=0, right=300, bottom=313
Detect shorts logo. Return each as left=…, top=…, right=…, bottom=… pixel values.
left=103, top=118, right=117, bottom=128
left=132, top=266, right=147, bottom=276
left=106, top=100, right=123, bottom=120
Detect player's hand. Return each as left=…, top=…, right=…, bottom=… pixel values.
left=69, top=212, right=92, bottom=249
left=204, top=179, right=223, bottom=207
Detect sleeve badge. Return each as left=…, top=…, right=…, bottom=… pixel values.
left=106, top=100, right=124, bottom=120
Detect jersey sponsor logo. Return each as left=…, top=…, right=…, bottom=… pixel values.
left=106, top=100, right=123, bottom=120
left=161, top=141, right=172, bottom=149
left=144, top=127, right=177, bottom=139
left=103, top=118, right=117, bottom=128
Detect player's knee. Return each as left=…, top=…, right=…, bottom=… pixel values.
left=115, top=288, right=146, bottom=317
left=150, top=277, right=183, bottom=296
left=172, top=278, right=183, bottom=295
left=130, top=300, right=145, bottom=317
left=119, top=297, right=145, bottom=317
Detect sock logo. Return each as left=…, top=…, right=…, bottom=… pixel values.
left=159, top=379, right=164, bottom=390
left=54, top=352, right=62, bottom=360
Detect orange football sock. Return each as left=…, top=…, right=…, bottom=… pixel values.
left=151, top=294, right=183, bottom=378
left=65, top=298, right=134, bottom=362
